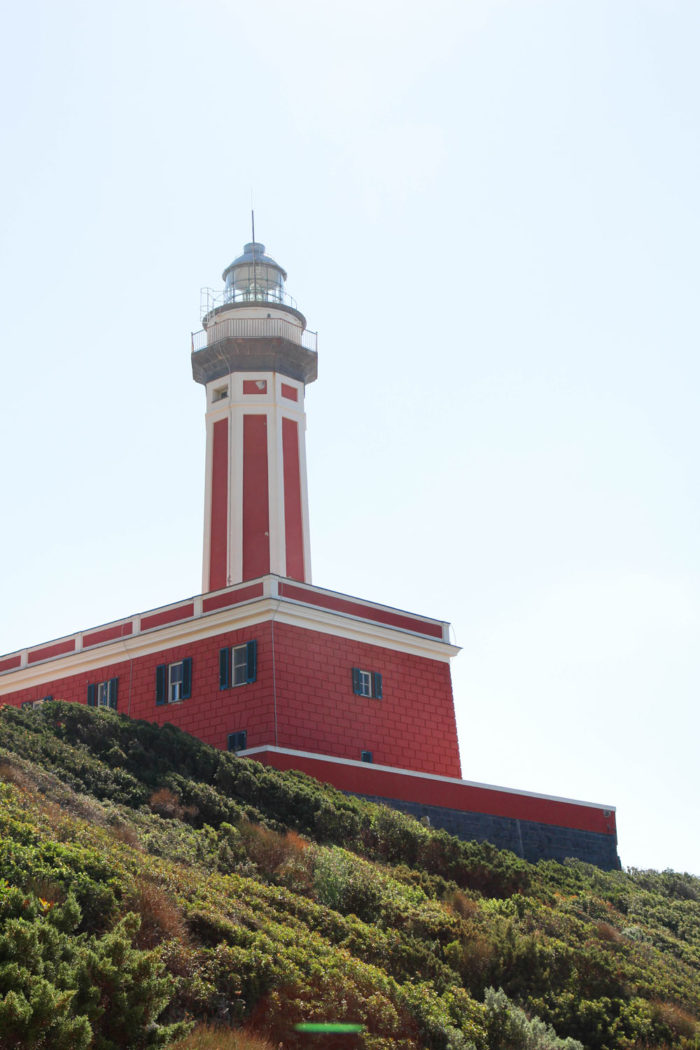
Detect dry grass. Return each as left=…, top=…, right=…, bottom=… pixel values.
left=0, top=755, right=111, bottom=829
left=595, top=920, right=624, bottom=944
left=240, top=823, right=311, bottom=882
left=149, top=786, right=199, bottom=822
left=170, top=1024, right=277, bottom=1050
left=149, top=787, right=187, bottom=819
left=650, top=1001, right=698, bottom=1039
left=0, top=759, right=35, bottom=791
left=108, top=819, right=141, bottom=849
left=445, top=888, right=480, bottom=921
left=130, top=876, right=189, bottom=949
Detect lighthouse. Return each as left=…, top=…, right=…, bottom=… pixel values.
left=0, top=229, right=619, bottom=869
left=191, top=238, right=317, bottom=592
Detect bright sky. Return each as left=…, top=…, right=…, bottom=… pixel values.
left=2, top=1, right=699, bottom=876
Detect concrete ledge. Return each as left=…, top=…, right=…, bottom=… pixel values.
left=191, top=337, right=318, bottom=385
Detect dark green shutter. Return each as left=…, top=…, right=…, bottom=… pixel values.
left=246, top=640, right=257, bottom=683
left=352, top=668, right=360, bottom=695
left=156, top=664, right=167, bottom=706
left=372, top=672, right=382, bottom=700
left=182, top=657, right=192, bottom=699
left=87, top=683, right=96, bottom=707
left=219, top=648, right=230, bottom=690
left=108, top=678, right=118, bottom=710
left=228, top=730, right=247, bottom=752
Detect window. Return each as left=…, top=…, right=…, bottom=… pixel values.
left=228, top=730, right=247, bottom=752
left=156, top=659, right=192, bottom=706
left=87, top=678, right=118, bottom=710
left=219, top=640, right=257, bottom=689
left=361, top=750, right=373, bottom=763
left=22, top=696, right=53, bottom=711
left=213, top=385, right=228, bottom=402
left=351, top=668, right=382, bottom=699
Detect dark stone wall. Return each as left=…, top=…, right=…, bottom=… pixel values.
left=359, top=794, right=621, bottom=870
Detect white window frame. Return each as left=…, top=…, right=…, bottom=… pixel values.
left=232, top=644, right=249, bottom=687
left=168, top=661, right=185, bottom=703
left=352, top=667, right=382, bottom=699
left=96, top=681, right=112, bottom=708
left=357, top=670, right=372, bottom=697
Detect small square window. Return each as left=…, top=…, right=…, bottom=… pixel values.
left=357, top=670, right=372, bottom=697
left=88, top=679, right=118, bottom=710
left=23, top=695, right=54, bottom=711
left=361, top=750, right=373, bottom=763
left=351, top=668, right=383, bottom=699
left=168, top=662, right=185, bottom=702
left=232, top=644, right=249, bottom=686
left=156, top=659, right=192, bottom=705
left=213, top=386, right=228, bottom=402
left=228, top=730, right=247, bottom=753
left=219, top=640, right=257, bottom=689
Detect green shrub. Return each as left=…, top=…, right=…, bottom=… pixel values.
left=313, top=848, right=382, bottom=921
left=0, top=891, right=185, bottom=1050
left=484, top=987, right=583, bottom=1050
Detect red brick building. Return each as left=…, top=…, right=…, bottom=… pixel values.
left=0, top=236, right=619, bottom=867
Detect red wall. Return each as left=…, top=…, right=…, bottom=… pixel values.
left=242, top=415, right=270, bottom=580
left=256, top=750, right=616, bottom=835
left=209, top=418, right=229, bottom=592
left=0, top=620, right=461, bottom=777
left=270, top=622, right=461, bottom=777
left=2, top=623, right=275, bottom=753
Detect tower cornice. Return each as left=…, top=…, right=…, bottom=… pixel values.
left=191, top=335, right=318, bottom=386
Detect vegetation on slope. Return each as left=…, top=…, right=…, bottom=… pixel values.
left=0, top=701, right=697, bottom=1050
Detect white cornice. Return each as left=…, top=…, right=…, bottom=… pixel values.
left=0, top=595, right=458, bottom=694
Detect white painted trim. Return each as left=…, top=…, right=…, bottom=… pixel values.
left=3, top=576, right=450, bottom=646
left=201, top=411, right=215, bottom=592
left=0, top=592, right=458, bottom=695
left=297, top=403, right=312, bottom=583
left=242, top=745, right=617, bottom=814
left=276, top=579, right=450, bottom=640
left=266, top=601, right=459, bottom=657
left=230, top=400, right=244, bottom=585
left=1, top=576, right=454, bottom=668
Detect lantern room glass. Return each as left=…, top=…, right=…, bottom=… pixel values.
left=224, top=259, right=285, bottom=304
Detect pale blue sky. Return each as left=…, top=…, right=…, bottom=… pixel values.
left=1, top=0, right=699, bottom=874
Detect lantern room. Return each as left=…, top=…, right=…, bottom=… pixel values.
left=222, top=241, right=287, bottom=304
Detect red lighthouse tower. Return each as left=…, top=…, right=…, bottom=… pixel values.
left=192, top=239, right=316, bottom=592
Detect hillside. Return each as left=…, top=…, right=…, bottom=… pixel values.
left=0, top=702, right=697, bottom=1050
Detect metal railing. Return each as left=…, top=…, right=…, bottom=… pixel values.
left=191, top=316, right=318, bottom=354
left=200, top=285, right=299, bottom=319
